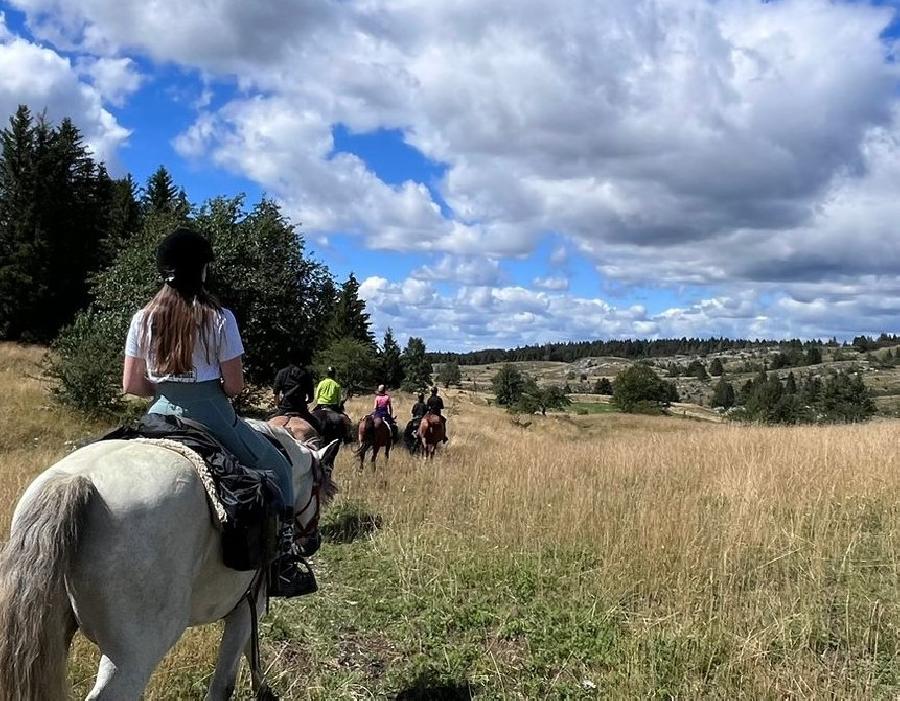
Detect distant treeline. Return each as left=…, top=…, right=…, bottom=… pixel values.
left=428, top=334, right=900, bottom=366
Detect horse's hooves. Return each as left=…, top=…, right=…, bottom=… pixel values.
left=257, top=684, right=280, bottom=701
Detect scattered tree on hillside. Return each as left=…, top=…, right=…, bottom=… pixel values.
left=436, top=359, right=461, bottom=388
left=613, top=364, right=679, bottom=412
left=594, top=377, right=614, bottom=394
left=806, top=346, right=822, bottom=365
left=400, top=337, right=431, bottom=392
left=708, top=358, right=725, bottom=376
left=492, top=364, right=527, bottom=406
left=515, top=383, right=570, bottom=415
left=710, top=379, right=735, bottom=409
left=685, top=360, right=709, bottom=381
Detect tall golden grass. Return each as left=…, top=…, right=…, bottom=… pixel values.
left=2, top=343, right=899, bottom=697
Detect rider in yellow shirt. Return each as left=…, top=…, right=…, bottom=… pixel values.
left=314, top=366, right=343, bottom=411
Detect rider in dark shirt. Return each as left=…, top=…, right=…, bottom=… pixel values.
left=273, top=363, right=321, bottom=433
left=426, top=387, right=448, bottom=443
left=411, top=393, right=428, bottom=422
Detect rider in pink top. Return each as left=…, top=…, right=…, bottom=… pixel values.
left=373, top=384, right=398, bottom=441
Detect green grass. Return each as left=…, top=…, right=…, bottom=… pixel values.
left=567, top=401, right=618, bottom=415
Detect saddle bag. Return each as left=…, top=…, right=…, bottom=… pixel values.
left=97, top=414, right=285, bottom=572
left=220, top=474, right=280, bottom=571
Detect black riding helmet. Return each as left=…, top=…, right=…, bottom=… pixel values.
left=156, top=228, right=214, bottom=293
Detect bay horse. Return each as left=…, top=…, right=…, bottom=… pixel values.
left=0, top=421, right=339, bottom=700
left=268, top=414, right=323, bottom=448
left=355, top=415, right=393, bottom=469
left=419, top=414, right=445, bottom=459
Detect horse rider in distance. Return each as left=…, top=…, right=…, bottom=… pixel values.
left=427, top=386, right=449, bottom=443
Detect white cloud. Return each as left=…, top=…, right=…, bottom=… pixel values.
left=533, top=276, right=569, bottom=291
left=0, top=12, right=12, bottom=41
left=76, top=56, right=144, bottom=106
left=7, top=0, right=900, bottom=343
left=0, top=32, right=129, bottom=165
left=412, top=256, right=501, bottom=286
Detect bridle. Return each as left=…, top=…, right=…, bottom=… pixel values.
left=293, top=455, right=328, bottom=542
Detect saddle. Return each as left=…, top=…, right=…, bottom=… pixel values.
left=99, top=414, right=285, bottom=571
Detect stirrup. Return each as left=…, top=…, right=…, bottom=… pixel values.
left=268, top=552, right=318, bottom=598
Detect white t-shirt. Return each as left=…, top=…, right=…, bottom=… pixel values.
left=125, top=307, right=245, bottom=383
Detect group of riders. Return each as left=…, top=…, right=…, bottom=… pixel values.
left=272, top=361, right=449, bottom=448
left=122, top=226, right=448, bottom=598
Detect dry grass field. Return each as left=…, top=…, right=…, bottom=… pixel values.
left=2, top=343, right=900, bottom=698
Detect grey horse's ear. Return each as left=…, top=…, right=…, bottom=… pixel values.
left=317, top=439, right=340, bottom=468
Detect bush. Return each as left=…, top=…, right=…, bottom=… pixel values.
left=47, top=311, right=127, bottom=416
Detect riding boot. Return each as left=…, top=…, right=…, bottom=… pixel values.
left=268, top=522, right=318, bottom=598
left=442, top=417, right=448, bottom=443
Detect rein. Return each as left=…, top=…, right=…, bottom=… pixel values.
left=293, top=457, right=326, bottom=540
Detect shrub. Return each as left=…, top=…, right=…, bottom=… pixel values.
left=47, top=311, right=126, bottom=416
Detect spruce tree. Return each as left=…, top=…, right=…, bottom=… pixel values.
left=143, top=166, right=179, bottom=215
left=401, top=337, right=431, bottom=391
left=380, top=327, right=404, bottom=388
left=329, top=273, right=375, bottom=346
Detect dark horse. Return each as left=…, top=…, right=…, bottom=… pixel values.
left=355, top=415, right=394, bottom=469
left=312, top=405, right=355, bottom=446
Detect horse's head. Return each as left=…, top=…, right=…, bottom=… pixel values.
left=247, top=420, right=339, bottom=558
left=292, top=439, right=339, bottom=557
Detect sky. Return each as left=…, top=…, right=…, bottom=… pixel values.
left=1, top=0, right=899, bottom=351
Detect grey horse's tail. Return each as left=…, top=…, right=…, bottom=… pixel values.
left=0, top=474, right=96, bottom=701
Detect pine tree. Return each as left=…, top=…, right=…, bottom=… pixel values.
left=708, top=358, right=725, bottom=376
left=401, top=336, right=431, bottom=392
left=0, top=106, right=37, bottom=337
left=785, top=371, right=797, bottom=394
left=0, top=107, right=112, bottom=340
left=380, top=327, right=404, bottom=388
left=328, top=273, right=375, bottom=346
left=99, top=174, right=142, bottom=265
left=143, top=166, right=179, bottom=215
left=711, top=379, right=735, bottom=409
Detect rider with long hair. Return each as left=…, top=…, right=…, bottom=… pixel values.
left=373, top=384, right=398, bottom=442
left=122, top=227, right=313, bottom=596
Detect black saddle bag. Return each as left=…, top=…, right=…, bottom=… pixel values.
left=98, top=414, right=285, bottom=571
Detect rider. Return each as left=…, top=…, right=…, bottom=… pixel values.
left=404, top=392, right=428, bottom=447
left=273, top=361, right=321, bottom=433
left=373, top=384, right=398, bottom=443
left=314, top=366, right=343, bottom=412
left=122, top=227, right=314, bottom=597
left=426, top=386, right=448, bottom=443
left=411, top=392, right=428, bottom=423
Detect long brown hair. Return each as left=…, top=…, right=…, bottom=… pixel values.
left=142, top=284, right=222, bottom=376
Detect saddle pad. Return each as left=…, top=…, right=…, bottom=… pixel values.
left=133, top=437, right=227, bottom=527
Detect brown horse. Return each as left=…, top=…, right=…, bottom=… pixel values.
left=268, top=415, right=323, bottom=448
left=419, top=413, right=445, bottom=459
left=355, top=415, right=393, bottom=469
